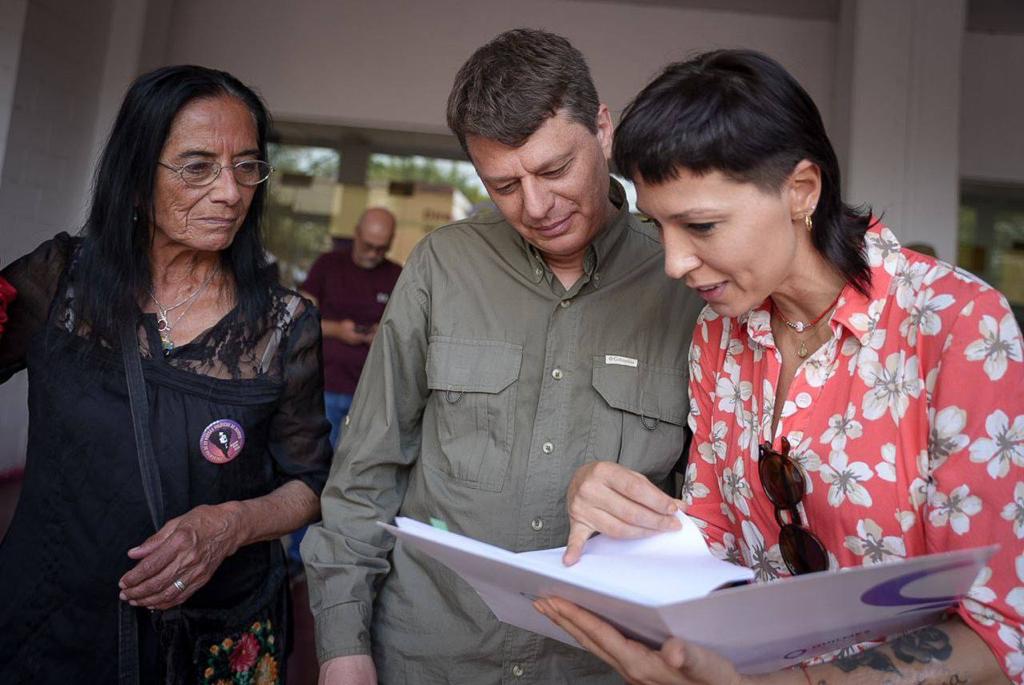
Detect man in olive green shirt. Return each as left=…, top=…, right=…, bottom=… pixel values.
left=302, top=29, right=702, bottom=684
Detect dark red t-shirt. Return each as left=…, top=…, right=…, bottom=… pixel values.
left=302, top=249, right=402, bottom=394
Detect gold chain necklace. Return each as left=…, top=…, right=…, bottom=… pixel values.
left=772, top=291, right=842, bottom=358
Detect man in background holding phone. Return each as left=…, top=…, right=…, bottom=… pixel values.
left=301, top=206, right=401, bottom=448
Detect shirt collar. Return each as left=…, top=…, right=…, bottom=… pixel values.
left=745, top=220, right=900, bottom=348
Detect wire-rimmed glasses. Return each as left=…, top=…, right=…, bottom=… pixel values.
left=158, top=160, right=274, bottom=187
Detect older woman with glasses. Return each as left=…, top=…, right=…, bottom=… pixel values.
left=541, top=50, right=1024, bottom=684
left=0, top=66, right=331, bottom=683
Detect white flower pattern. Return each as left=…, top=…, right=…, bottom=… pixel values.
left=820, top=450, right=874, bottom=507
left=928, top=484, right=983, bottom=535
left=844, top=518, right=906, bottom=565
left=858, top=351, right=923, bottom=422
left=684, top=224, right=1024, bottom=678
left=821, top=403, right=864, bottom=451
left=928, top=406, right=970, bottom=469
left=1003, top=482, right=1024, bottom=539
left=739, top=520, right=785, bottom=582
left=969, top=411, right=1024, bottom=479
left=876, top=443, right=897, bottom=482
left=680, top=462, right=710, bottom=506
left=965, top=312, right=1024, bottom=381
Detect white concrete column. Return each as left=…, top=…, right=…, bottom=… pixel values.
left=87, top=0, right=154, bottom=185
left=834, top=0, right=966, bottom=261
left=0, top=0, right=28, bottom=192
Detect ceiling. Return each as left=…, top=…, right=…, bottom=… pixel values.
left=270, top=0, right=1023, bottom=160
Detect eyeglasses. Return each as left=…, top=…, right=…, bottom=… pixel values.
left=158, top=160, right=274, bottom=187
left=758, top=437, right=829, bottom=575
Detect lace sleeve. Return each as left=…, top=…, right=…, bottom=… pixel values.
left=0, top=233, right=75, bottom=382
left=266, top=296, right=332, bottom=494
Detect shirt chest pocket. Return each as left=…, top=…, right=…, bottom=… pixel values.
left=588, top=358, right=689, bottom=484
left=424, top=337, right=523, bottom=492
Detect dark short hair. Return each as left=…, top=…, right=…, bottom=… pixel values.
left=75, top=65, right=273, bottom=348
left=446, top=28, right=599, bottom=153
left=613, top=49, right=872, bottom=295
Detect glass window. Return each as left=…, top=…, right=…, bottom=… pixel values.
left=264, top=145, right=341, bottom=288
left=958, top=182, right=1024, bottom=327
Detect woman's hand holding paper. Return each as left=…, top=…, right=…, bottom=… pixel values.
left=534, top=597, right=753, bottom=685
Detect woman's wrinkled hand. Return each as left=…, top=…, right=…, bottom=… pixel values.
left=534, top=597, right=747, bottom=685
left=563, top=461, right=683, bottom=565
left=118, top=502, right=246, bottom=610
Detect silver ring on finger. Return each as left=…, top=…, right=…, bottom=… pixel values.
left=173, top=578, right=187, bottom=593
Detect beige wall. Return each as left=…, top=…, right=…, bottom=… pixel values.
left=960, top=31, right=1024, bottom=184
left=161, top=0, right=837, bottom=132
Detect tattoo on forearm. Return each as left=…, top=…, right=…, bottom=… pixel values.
left=891, top=627, right=953, bottom=665
left=832, top=626, right=953, bottom=677
left=814, top=674, right=967, bottom=685
left=834, top=649, right=901, bottom=674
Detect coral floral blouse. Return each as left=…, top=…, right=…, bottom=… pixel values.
left=683, top=223, right=1024, bottom=680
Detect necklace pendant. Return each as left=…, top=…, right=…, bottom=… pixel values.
left=156, top=313, right=169, bottom=332
left=160, top=332, right=174, bottom=355
left=798, top=340, right=809, bottom=358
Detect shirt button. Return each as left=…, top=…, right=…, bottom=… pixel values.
left=551, top=368, right=563, bottom=380
left=542, top=441, right=554, bottom=454
left=511, top=664, right=525, bottom=677
left=559, top=299, right=571, bottom=308
left=531, top=518, right=544, bottom=531
left=534, top=267, right=542, bottom=277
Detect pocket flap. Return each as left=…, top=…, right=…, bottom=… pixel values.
left=427, top=337, right=523, bottom=393
left=592, top=356, right=688, bottom=425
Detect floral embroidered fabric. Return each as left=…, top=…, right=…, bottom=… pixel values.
left=202, top=620, right=280, bottom=685
left=684, top=222, right=1024, bottom=680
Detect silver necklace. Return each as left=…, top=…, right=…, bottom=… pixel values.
left=149, top=266, right=218, bottom=354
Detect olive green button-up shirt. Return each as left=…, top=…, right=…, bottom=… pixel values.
left=303, top=181, right=703, bottom=684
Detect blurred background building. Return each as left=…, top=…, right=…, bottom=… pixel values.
left=1, top=0, right=1022, bottom=480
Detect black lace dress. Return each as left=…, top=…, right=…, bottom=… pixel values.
left=0, top=234, right=332, bottom=684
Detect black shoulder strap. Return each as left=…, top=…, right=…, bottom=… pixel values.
left=118, top=323, right=166, bottom=685
left=120, top=325, right=165, bottom=530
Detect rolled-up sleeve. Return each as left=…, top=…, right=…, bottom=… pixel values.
left=300, top=242, right=432, bottom=662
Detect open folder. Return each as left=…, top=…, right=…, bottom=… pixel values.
left=380, top=514, right=996, bottom=674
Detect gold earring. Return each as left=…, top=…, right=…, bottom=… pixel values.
left=804, top=213, right=813, bottom=232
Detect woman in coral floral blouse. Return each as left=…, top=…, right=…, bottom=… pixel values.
left=539, top=50, right=1024, bottom=684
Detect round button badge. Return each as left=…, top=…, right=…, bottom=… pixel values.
left=199, top=419, right=245, bottom=464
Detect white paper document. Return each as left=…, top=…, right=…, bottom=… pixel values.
left=380, top=515, right=996, bottom=674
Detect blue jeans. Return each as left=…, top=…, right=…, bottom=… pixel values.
left=288, top=391, right=353, bottom=573
left=323, top=391, right=354, bottom=451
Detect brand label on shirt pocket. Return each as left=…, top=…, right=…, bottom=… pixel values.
left=605, top=354, right=639, bottom=368
left=589, top=357, right=689, bottom=482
